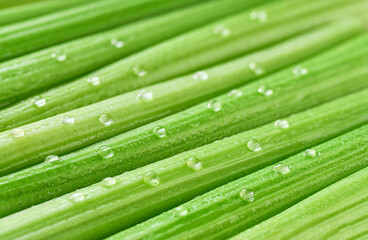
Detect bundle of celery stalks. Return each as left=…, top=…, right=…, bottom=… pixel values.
left=0, top=0, right=368, bottom=239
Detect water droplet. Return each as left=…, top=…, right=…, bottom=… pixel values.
left=274, top=120, right=289, bottom=129
left=228, top=89, right=243, bottom=97
left=193, top=71, right=208, bottom=80
left=172, top=206, right=188, bottom=217
left=97, top=146, right=114, bottom=159
left=32, top=96, right=46, bottom=107
left=239, top=189, right=255, bottom=202
left=9, top=128, right=24, bottom=138
left=213, top=24, right=231, bottom=37
left=87, top=76, right=100, bottom=86
left=207, top=100, right=221, bottom=112
left=137, top=90, right=153, bottom=101
left=51, top=52, right=67, bottom=62
left=303, top=149, right=317, bottom=158
left=249, top=10, right=268, bottom=23
left=153, top=126, right=166, bottom=138
left=258, top=86, right=273, bottom=96
left=186, top=157, right=202, bottom=171
left=102, top=177, right=117, bottom=187
left=143, top=172, right=160, bottom=186
left=111, top=38, right=124, bottom=48
left=247, top=140, right=261, bottom=152
left=292, top=66, right=308, bottom=76
left=45, top=155, right=59, bottom=163
left=99, top=114, right=113, bottom=127
left=61, top=116, right=75, bottom=125
left=69, top=192, right=84, bottom=202
left=132, top=66, right=147, bottom=77
left=249, top=62, right=265, bottom=75
left=273, top=163, right=290, bottom=174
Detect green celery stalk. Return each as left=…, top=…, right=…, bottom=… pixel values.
left=0, top=0, right=270, bottom=108
left=0, top=0, right=92, bottom=26
left=231, top=160, right=368, bottom=240
left=0, top=0, right=363, bottom=112
left=0, top=0, right=202, bottom=61
left=0, top=0, right=41, bottom=9
left=114, top=123, right=368, bottom=240
left=0, top=19, right=363, bottom=175
left=1, top=31, right=368, bottom=216
left=1, top=88, right=368, bottom=240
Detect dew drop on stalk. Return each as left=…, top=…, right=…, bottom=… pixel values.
left=87, top=76, right=100, bottom=86
left=97, top=146, right=114, bottom=159
left=258, top=86, right=273, bottom=96
left=153, top=126, right=166, bottom=138
left=99, top=114, right=113, bottom=127
left=172, top=206, right=188, bottom=217
left=207, top=100, right=221, bottom=112
left=292, top=66, right=308, bottom=76
left=32, top=96, right=46, bottom=107
left=247, top=140, right=261, bottom=152
left=9, top=128, right=24, bottom=138
left=137, top=90, right=153, bottom=101
left=303, top=149, right=317, bottom=158
left=45, top=155, right=60, bottom=163
left=193, top=71, right=208, bottom=80
left=186, top=157, right=202, bottom=171
left=132, top=65, right=147, bottom=77
left=102, top=177, right=117, bottom=187
left=111, top=38, right=124, bottom=48
left=273, top=163, right=290, bottom=175
left=51, top=52, right=67, bottom=62
left=249, top=10, right=268, bottom=23
left=239, top=189, right=255, bottom=202
left=144, top=172, right=160, bottom=186
left=61, top=116, right=75, bottom=125
left=69, top=192, right=85, bottom=202
left=249, top=62, right=265, bottom=75
left=213, top=24, right=231, bottom=37
left=274, top=120, right=289, bottom=129
left=228, top=89, right=243, bottom=97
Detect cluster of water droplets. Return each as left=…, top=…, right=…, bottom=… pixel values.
left=213, top=24, right=231, bottom=37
